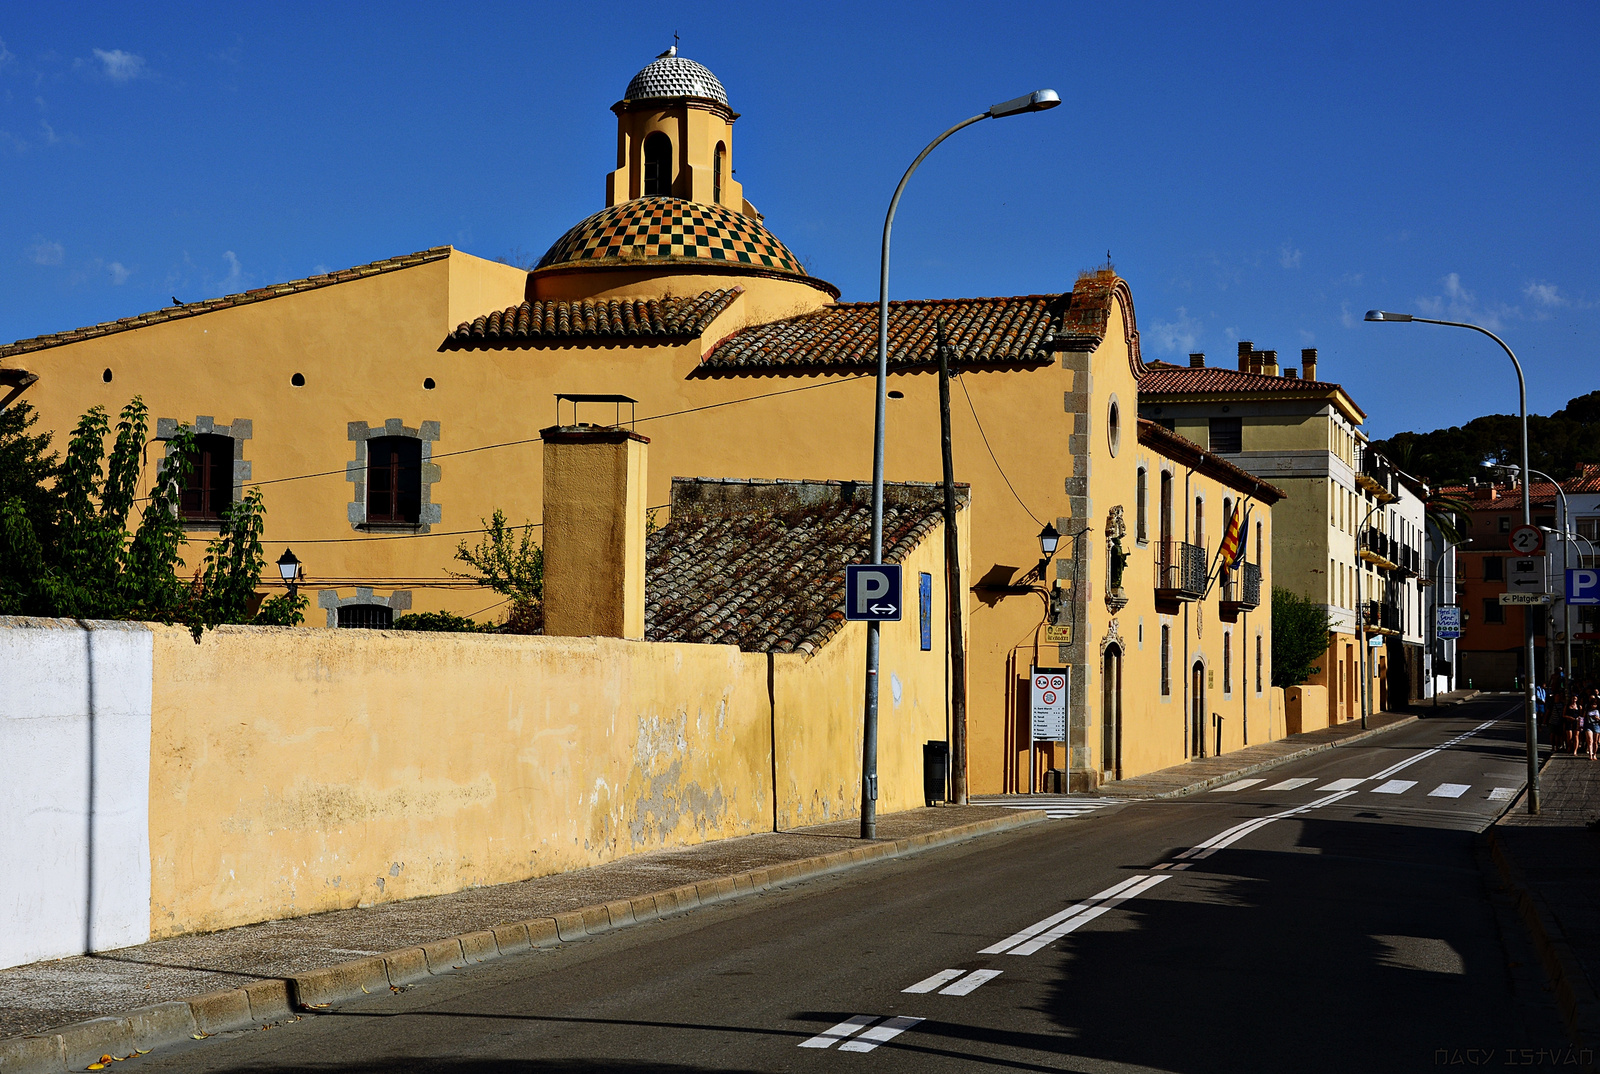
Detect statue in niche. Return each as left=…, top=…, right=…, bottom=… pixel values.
left=1106, top=505, right=1130, bottom=612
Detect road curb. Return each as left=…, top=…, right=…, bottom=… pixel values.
left=0, top=809, right=1046, bottom=1074
left=1488, top=821, right=1600, bottom=1067
left=1134, top=715, right=1422, bottom=799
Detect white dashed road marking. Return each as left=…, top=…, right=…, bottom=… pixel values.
left=1488, top=787, right=1517, bottom=801
left=838, top=1016, right=924, bottom=1052
left=1006, top=875, right=1173, bottom=957
left=1210, top=778, right=1265, bottom=792
left=1372, top=779, right=1417, bottom=794
left=939, top=969, right=1002, bottom=996
left=1318, top=777, right=1366, bottom=791
left=902, top=969, right=964, bottom=994
left=979, top=875, right=1148, bottom=955
left=1429, top=783, right=1471, bottom=799
left=799, top=1015, right=879, bottom=1049
left=1262, top=778, right=1315, bottom=791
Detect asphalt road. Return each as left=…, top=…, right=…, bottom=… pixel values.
left=137, top=697, right=1566, bottom=1073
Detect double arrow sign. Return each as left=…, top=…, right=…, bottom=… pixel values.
left=845, top=565, right=903, bottom=622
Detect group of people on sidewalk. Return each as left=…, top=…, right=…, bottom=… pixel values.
left=1540, top=682, right=1600, bottom=759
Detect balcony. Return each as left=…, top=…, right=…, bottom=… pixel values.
left=1363, top=599, right=1402, bottom=635
left=1155, top=540, right=1206, bottom=601
left=1355, top=447, right=1400, bottom=503
left=1359, top=528, right=1400, bottom=571
left=1219, top=561, right=1262, bottom=612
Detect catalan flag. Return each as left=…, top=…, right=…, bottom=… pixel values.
left=1219, top=501, right=1246, bottom=574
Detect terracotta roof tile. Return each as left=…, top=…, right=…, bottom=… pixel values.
left=444, top=289, right=741, bottom=349
left=1139, top=360, right=1347, bottom=395
left=644, top=477, right=962, bottom=654
left=695, top=293, right=1093, bottom=375
left=0, top=247, right=454, bottom=361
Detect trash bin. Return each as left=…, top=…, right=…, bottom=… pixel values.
left=923, top=740, right=949, bottom=806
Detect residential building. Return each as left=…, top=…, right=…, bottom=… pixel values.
left=1138, top=344, right=1427, bottom=720
left=0, top=50, right=1283, bottom=794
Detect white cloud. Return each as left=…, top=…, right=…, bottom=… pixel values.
left=0, top=38, right=14, bottom=70
left=1415, top=272, right=1513, bottom=331
left=1150, top=307, right=1203, bottom=355
left=1340, top=302, right=1359, bottom=329
left=92, top=48, right=145, bottom=82
left=1279, top=244, right=1303, bottom=269
left=29, top=239, right=64, bottom=265
left=219, top=250, right=244, bottom=291
left=1298, top=328, right=1316, bottom=345
left=1525, top=281, right=1566, bottom=307
left=107, top=261, right=130, bottom=285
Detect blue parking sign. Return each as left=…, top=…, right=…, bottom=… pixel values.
left=1569, top=568, right=1600, bottom=606
left=846, top=565, right=903, bottom=621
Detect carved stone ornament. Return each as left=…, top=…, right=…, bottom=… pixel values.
left=1105, top=505, right=1130, bottom=613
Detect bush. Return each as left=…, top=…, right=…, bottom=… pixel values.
left=392, top=610, right=491, bottom=633
left=1272, top=585, right=1332, bottom=688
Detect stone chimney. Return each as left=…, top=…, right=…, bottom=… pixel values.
left=1301, top=348, right=1319, bottom=382
left=1259, top=349, right=1280, bottom=376
left=1237, top=341, right=1254, bottom=372
left=540, top=424, right=650, bottom=639
left=1189, top=352, right=1206, bottom=368
left=1284, top=368, right=1299, bottom=379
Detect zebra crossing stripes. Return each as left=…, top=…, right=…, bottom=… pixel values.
left=973, top=795, right=1124, bottom=820
left=1210, top=776, right=1520, bottom=802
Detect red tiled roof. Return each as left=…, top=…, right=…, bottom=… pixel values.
left=1139, top=361, right=1366, bottom=420
left=444, top=289, right=741, bottom=349
left=1137, top=419, right=1287, bottom=502
left=1437, top=468, right=1600, bottom=511
left=645, top=477, right=961, bottom=654
left=695, top=293, right=1091, bottom=374
left=0, top=247, right=454, bottom=361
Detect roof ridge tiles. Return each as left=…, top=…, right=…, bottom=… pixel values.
left=2, top=246, right=454, bottom=360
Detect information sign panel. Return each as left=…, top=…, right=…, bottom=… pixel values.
left=1508, top=557, right=1547, bottom=594
left=845, top=565, right=902, bottom=621
left=1435, top=606, right=1462, bottom=640
left=1029, top=666, right=1069, bottom=742
left=1569, top=568, right=1600, bottom=606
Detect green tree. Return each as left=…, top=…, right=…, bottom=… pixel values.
left=450, top=510, right=543, bottom=633
left=1272, top=586, right=1332, bottom=688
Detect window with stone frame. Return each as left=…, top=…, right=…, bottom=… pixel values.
left=179, top=433, right=235, bottom=521
left=366, top=436, right=422, bottom=525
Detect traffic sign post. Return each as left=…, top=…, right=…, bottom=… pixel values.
left=845, top=565, right=903, bottom=621
left=1569, top=568, right=1600, bottom=606
left=1508, top=557, right=1547, bottom=595
left=1509, top=524, right=1545, bottom=555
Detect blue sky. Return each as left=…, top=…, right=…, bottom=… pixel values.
left=3, top=1, right=1595, bottom=439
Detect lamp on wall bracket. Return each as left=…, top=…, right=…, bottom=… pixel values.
left=277, top=548, right=303, bottom=600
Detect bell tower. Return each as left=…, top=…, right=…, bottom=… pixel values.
left=606, top=48, right=752, bottom=217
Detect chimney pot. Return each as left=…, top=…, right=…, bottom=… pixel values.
left=1259, top=349, right=1281, bottom=377
left=1189, top=352, right=1206, bottom=368
left=1301, top=347, right=1319, bottom=382
left=1285, top=368, right=1299, bottom=379
left=1237, top=341, right=1254, bottom=371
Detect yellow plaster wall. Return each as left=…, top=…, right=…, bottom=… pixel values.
left=146, top=624, right=773, bottom=937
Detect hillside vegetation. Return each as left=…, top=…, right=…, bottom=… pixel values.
left=1370, top=390, right=1600, bottom=486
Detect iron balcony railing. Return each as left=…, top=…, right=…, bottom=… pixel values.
left=1364, top=599, right=1402, bottom=633
left=1221, top=561, right=1263, bottom=609
left=1155, top=540, right=1206, bottom=600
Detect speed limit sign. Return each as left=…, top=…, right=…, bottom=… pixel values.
left=1509, top=524, right=1544, bottom=555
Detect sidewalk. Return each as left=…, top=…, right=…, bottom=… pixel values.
left=0, top=805, right=1045, bottom=1072
left=1490, top=751, right=1600, bottom=1058
left=0, top=690, right=1481, bottom=1073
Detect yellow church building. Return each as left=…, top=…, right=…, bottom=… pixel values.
left=1, top=50, right=1285, bottom=795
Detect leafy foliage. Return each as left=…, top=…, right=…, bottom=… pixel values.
left=0, top=396, right=301, bottom=636
left=1370, top=390, right=1600, bottom=486
left=393, top=610, right=493, bottom=632
left=451, top=510, right=543, bottom=634
left=1272, top=585, right=1332, bottom=689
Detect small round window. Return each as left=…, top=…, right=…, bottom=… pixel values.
left=1107, top=395, right=1121, bottom=457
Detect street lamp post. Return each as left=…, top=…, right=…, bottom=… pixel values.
left=1365, top=310, right=1540, bottom=813
left=277, top=548, right=302, bottom=604
left=860, top=89, right=1060, bottom=839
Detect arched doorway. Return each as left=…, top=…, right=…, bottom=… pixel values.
left=1102, top=644, right=1123, bottom=783
left=1191, top=660, right=1206, bottom=758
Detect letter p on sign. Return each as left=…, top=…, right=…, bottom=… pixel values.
left=1570, top=568, right=1600, bottom=606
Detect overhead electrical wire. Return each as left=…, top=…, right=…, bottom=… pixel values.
left=957, top=373, right=1045, bottom=526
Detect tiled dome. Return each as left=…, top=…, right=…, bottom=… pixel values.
left=536, top=197, right=808, bottom=277
left=624, top=54, right=728, bottom=106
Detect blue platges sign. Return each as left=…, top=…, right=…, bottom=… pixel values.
left=845, top=564, right=903, bottom=621
left=1569, top=568, right=1600, bottom=606
left=1436, top=606, right=1463, bottom=640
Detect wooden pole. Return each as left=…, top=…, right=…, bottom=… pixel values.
left=938, top=319, right=969, bottom=804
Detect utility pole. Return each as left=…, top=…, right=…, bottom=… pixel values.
left=936, top=319, right=969, bottom=804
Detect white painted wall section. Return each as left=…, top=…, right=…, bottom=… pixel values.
left=0, top=618, right=153, bottom=969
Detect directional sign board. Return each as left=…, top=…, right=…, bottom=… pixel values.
left=845, top=564, right=902, bottom=622
left=1509, top=524, right=1545, bottom=554
left=1500, top=592, right=1553, bottom=605
left=1508, top=557, right=1547, bottom=594
left=1030, top=666, right=1069, bottom=742
left=1435, top=605, right=1462, bottom=640
left=1569, top=568, right=1600, bottom=606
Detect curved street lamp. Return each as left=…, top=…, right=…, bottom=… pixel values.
left=1365, top=310, right=1541, bottom=813
left=860, top=89, right=1061, bottom=839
